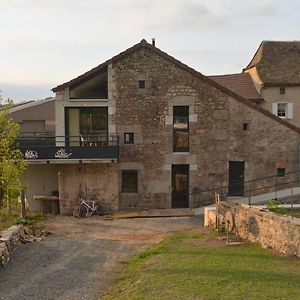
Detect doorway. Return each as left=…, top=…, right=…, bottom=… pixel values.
left=172, top=165, right=189, bottom=208
left=228, top=161, right=245, bottom=196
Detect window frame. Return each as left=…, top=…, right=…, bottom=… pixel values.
left=124, top=132, right=134, bottom=144
left=122, top=170, right=138, bottom=193
left=277, top=102, right=288, bottom=118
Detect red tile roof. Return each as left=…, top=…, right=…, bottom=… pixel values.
left=209, top=73, right=263, bottom=103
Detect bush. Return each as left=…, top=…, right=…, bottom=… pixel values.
left=267, top=199, right=285, bottom=214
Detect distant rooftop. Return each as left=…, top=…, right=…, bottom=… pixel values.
left=209, top=73, right=263, bottom=102
left=244, top=41, right=300, bottom=86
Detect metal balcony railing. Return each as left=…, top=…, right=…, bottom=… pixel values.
left=16, top=133, right=119, bottom=161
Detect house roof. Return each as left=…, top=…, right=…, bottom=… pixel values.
left=244, top=41, right=300, bottom=86
left=52, top=39, right=300, bottom=135
left=208, top=73, right=263, bottom=103
left=9, top=97, right=54, bottom=113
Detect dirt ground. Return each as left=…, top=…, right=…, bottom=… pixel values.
left=0, top=215, right=202, bottom=300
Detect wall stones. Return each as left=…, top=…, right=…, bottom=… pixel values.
left=112, top=47, right=300, bottom=209
left=218, top=202, right=300, bottom=257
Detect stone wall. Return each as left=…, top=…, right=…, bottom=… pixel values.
left=58, top=163, right=118, bottom=215
left=218, top=202, right=300, bottom=257
left=112, top=46, right=300, bottom=209
left=0, top=225, right=24, bottom=266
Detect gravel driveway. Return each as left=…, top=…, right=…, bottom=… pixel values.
left=0, top=215, right=202, bottom=300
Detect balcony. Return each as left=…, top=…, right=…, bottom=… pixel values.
left=16, top=133, right=119, bottom=162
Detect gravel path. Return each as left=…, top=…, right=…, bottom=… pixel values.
left=0, top=215, right=202, bottom=300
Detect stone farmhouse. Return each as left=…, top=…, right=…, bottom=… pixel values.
left=13, top=39, right=300, bottom=215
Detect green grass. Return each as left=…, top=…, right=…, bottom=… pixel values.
left=103, top=229, right=300, bottom=300
left=282, top=209, right=300, bottom=218
left=0, top=206, right=45, bottom=231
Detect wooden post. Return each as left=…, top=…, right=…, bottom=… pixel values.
left=6, top=189, right=10, bottom=213
left=20, top=190, right=26, bottom=218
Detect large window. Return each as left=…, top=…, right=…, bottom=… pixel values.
left=173, top=106, right=189, bottom=152
left=69, top=69, right=108, bottom=99
left=122, top=170, right=138, bottom=193
left=65, top=107, right=108, bottom=145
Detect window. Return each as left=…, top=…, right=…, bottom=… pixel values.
left=277, top=168, right=285, bottom=177
left=280, top=87, right=285, bottom=94
left=277, top=103, right=287, bottom=117
left=122, top=170, right=138, bottom=193
left=173, top=106, right=189, bottom=152
left=138, top=80, right=145, bottom=89
left=124, top=133, right=134, bottom=144
left=65, top=107, right=108, bottom=146
left=272, top=102, right=293, bottom=119
left=69, top=69, right=108, bottom=99
left=243, top=123, right=248, bottom=131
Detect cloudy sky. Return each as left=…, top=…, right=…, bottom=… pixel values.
left=0, top=0, right=299, bottom=102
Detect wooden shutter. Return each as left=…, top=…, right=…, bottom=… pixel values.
left=287, top=103, right=293, bottom=119
left=272, top=103, right=278, bottom=116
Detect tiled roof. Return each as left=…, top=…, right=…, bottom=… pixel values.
left=209, top=73, right=263, bottom=102
left=52, top=39, right=300, bottom=134
left=244, top=41, right=300, bottom=85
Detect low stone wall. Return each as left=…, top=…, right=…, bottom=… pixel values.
left=0, top=225, right=24, bottom=266
left=218, top=202, right=300, bottom=257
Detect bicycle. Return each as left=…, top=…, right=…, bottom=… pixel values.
left=73, top=198, right=100, bottom=218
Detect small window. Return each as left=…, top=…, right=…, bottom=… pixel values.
left=277, top=168, right=285, bottom=177
left=138, top=80, right=145, bottom=89
left=280, top=87, right=285, bottom=94
left=243, top=123, right=248, bottom=131
left=277, top=103, right=287, bottom=117
left=122, top=170, right=138, bottom=193
left=124, top=133, right=134, bottom=144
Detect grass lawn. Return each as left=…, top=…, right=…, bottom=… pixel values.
left=103, top=228, right=300, bottom=300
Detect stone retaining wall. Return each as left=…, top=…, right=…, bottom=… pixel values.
left=218, top=202, right=300, bottom=257
left=0, top=225, right=24, bottom=266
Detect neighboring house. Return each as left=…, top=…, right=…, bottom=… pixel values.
left=10, top=98, right=55, bottom=134
left=243, top=41, right=300, bottom=127
left=18, top=39, right=300, bottom=215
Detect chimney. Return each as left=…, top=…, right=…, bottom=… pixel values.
left=152, top=38, right=156, bottom=47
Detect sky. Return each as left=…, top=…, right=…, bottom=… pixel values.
left=1, top=0, right=299, bottom=102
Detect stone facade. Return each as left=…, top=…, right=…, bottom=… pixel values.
left=58, top=164, right=118, bottom=215
left=218, top=202, right=300, bottom=257
left=22, top=40, right=300, bottom=214
left=112, top=46, right=300, bottom=209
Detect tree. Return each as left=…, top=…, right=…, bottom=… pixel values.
left=0, top=97, right=27, bottom=209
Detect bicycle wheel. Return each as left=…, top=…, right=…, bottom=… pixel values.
left=73, top=204, right=89, bottom=218
left=79, top=204, right=89, bottom=218
left=73, top=205, right=80, bottom=218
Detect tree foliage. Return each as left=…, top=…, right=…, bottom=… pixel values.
left=0, top=97, right=27, bottom=208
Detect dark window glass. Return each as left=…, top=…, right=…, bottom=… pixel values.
left=138, top=80, right=145, bottom=89
left=173, top=106, right=189, bottom=152
left=80, top=107, right=108, bottom=134
left=280, top=87, right=285, bottom=95
left=277, top=103, right=287, bottom=117
left=65, top=107, right=108, bottom=146
left=122, top=170, right=138, bottom=193
left=124, top=133, right=134, bottom=144
left=70, top=69, right=108, bottom=99
left=277, top=168, right=285, bottom=177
